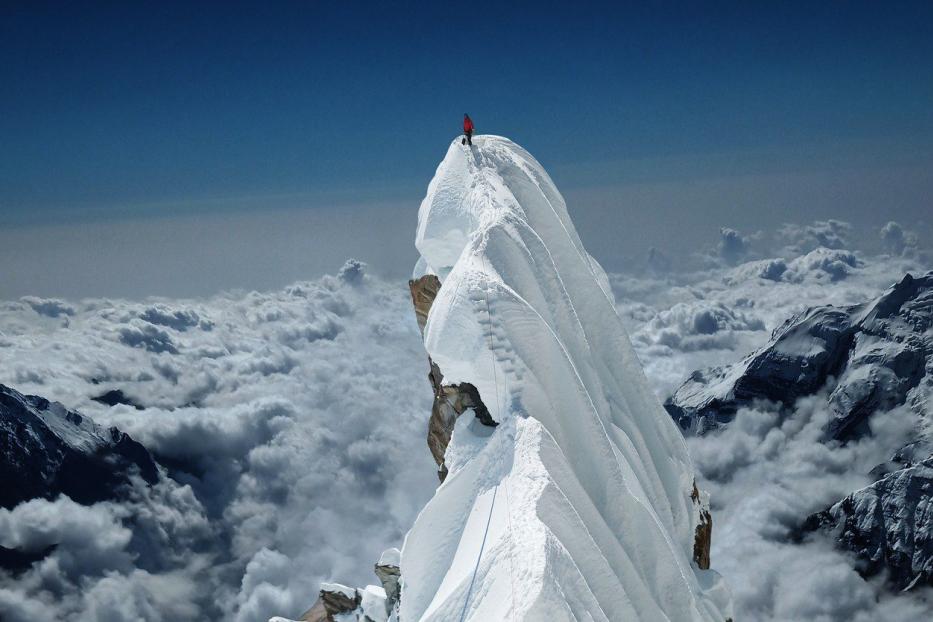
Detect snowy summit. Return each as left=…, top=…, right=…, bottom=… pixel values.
left=404, top=135, right=733, bottom=620
left=287, top=135, right=734, bottom=621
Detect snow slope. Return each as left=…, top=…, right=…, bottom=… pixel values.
left=403, top=136, right=732, bottom=621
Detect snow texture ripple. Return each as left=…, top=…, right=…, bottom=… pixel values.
left=403, top=136, right=733, bottom=621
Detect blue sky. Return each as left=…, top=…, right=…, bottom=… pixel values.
left=1, top=1, right=932, bottom=296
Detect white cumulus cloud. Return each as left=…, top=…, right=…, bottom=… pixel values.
left=0, top=229, right=930, bottom=621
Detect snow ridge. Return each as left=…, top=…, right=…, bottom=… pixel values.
left=404, top=136, right=732, bottom=621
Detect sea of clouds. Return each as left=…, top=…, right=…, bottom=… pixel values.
left=616, top=220, right=932, bottom=621
left=0, top=220, right=930, bottom=621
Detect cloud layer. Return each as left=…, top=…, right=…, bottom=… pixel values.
left=611, top=220, right=933, bottom=620
left=0, top=262, right=436, bottom=621
left=0, top=221, right=930, bottom=621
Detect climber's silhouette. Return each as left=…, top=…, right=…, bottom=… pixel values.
left=462, top=114, right=474, bottom=146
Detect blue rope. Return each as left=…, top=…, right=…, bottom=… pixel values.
left=457, top=484, right=499, bottom=622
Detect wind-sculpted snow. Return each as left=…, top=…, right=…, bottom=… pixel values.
left=404, top=136, right=732, bottom=621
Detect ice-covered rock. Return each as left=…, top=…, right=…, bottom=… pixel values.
left=665, top=272, right=933, bottom=441
left=374, top=548, right=401, bottom=616
left=802, top=456, right=933, bottom=590
left=402, top=136, right=731, bottom=621
left=294, top=582, right=388, bottom=622
left=0, top=383, right=158, bottom=510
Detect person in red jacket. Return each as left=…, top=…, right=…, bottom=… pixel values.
left=462, top=113, right=474, bottom=146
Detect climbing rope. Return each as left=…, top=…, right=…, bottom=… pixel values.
left=457, top=248, right=517, bottom=622
left=457, top=484, right=498, bottom=622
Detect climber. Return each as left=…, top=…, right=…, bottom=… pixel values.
left=462, top=113, right=474, bottom=146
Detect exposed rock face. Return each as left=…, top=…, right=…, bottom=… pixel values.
left=802, top=456, right=933, bottom=590
left=409, top=275, right=497, bottom=482
left=691, top=482, right=712, bottom=570
left=300, top=584, right=361, bottom=622
left=374, top=547, right=401, bottom=616
left=286, top=547, right=400, bottom=622
left=666, top=272, right=933, bottom=441
left=0, top=383, right=159, bottom=510
left=666, top=273, right=933, bottom=591
left=91, top=388, right=144, bottom=410
left=296, top=580, right=391, bottom=622
left=408, top=274, right=441, bottom=334
left=0, top=544, right=56, bottom=575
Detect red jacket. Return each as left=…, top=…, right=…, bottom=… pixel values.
left=463, top=116, right=474, bottom=133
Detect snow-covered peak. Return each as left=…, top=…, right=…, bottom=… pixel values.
left=0, top=383, right=159, bottom=509
left=416, top=136, right=589, bottom=279
left=804, top=455, right=933, bottom=590
left=404, top=136, right=732, bottom=620
left=1, top=384, right=111, bottom=453
left=666, top=271, right=933, bottom=441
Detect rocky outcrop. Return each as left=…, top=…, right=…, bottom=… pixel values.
left=409, top=275, right=497, bottom=482
left=665, top=272, right=933, bottom=442
left=408, top=274, right=441, bottom=334
left=374, top=548, right=401, bottom=616
left=290, top=549, right=400, bottom=622
left=0, top=544, right=56, bottom=575
left=91, top=388, right=145, bottom=410
left=691, top=481, right=712, bottom=570
left=802, top=456, right=933, bottom=590
left=0, top=383, right=159, bottom=510
left=299, top=584, right=361, bottom=622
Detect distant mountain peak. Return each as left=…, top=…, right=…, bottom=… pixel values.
left=0, top=383, right=158, bottom=511
left=666, top=272, right=933, bottom=591
left=666, top=271, right=933, bottom=444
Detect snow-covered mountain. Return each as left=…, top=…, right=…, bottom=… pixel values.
left=802, top=456, right=933, bottom=590
left=665, top=273, right=933, bottom=591
left=286, top=136, right=733, bottom=621
left=0, top=383, right=158, bottom=510
left=666, top=271, right=933, bottom=446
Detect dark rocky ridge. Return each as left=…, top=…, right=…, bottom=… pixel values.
left=665, top=272, right=933, bottom=442
left=0, top=383, right=158, bottom=510
left=91, top=388, right=145, bottom=410
left=0, top=544, right=56, bottom=575
left=801, top=456, right=933, bottom=590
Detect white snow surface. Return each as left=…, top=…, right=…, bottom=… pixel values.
left=378, top=547, right=401, bottom=568
left=403, top=136, right=732, bottom=621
